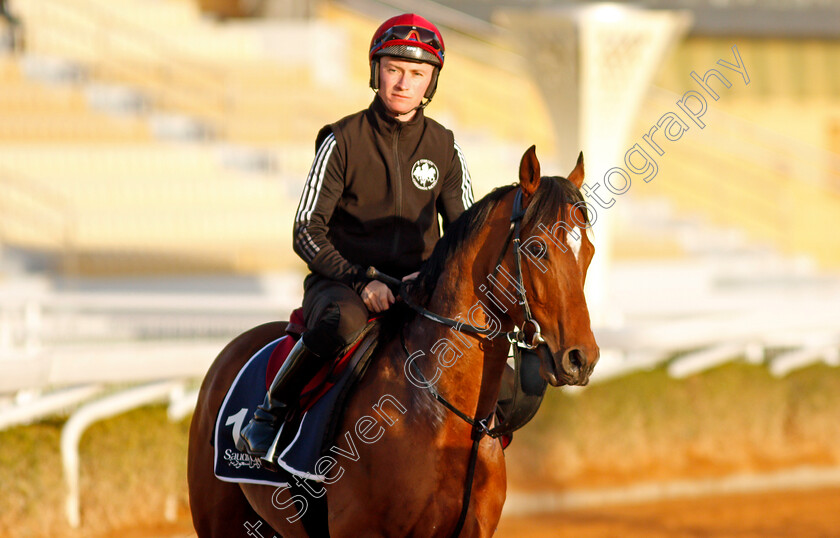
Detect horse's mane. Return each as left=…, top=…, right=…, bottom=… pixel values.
left=408, top=176, right=589, bottom=306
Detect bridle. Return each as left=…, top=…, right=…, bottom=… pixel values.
left=365, top=187, right=546, bottom=351
left=500, top=187, right=547, bottom=350
left=366, top=187, right=548, bottom=537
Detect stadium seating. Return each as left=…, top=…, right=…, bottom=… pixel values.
left=3, top=0, right=838, bottom=277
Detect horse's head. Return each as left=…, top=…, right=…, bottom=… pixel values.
left=501, top=146, right=599, bottom=386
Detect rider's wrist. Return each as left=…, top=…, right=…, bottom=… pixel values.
left=350, top=265, right=373, bottom=295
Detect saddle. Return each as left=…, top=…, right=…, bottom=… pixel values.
left=264, top=308, right=379, bottom=414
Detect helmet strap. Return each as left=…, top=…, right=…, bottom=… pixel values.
left=370, top=59, right=380, bottom=91
left=424, top=67, right=439, bottom=99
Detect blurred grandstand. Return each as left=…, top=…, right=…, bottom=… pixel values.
left=1, top=0, right=840, bottom=527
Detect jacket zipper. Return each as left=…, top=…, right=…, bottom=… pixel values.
left=390, top=122, right=403, bottom=259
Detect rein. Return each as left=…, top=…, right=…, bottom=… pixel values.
left=399, top=329, right=498, bottom=437
left=365, top=188, right=546, bottom=350
left=365, top=266, right=494, bottom=337
left=369, top=187, right=547, bottom=537
left=399, top=329, right=494, bottom=538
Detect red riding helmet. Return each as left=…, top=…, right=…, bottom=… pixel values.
left=369, top=13, right=445, bottom=100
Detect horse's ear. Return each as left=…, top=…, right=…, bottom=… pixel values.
left=567, top=151, right=585, bottom=189
left=519, top=145, right=540, bottom=198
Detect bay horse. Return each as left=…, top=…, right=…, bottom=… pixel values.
left=188, top=146, right=599, bottom=537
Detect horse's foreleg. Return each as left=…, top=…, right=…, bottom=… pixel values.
left=469, top=439, right=507, bottom=538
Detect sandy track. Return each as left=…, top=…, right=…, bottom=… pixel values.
left=115, top=486, right=840, bottom=537
left=496, top=487, right=840, bottom=537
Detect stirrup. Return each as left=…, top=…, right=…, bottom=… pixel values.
left=260, top=429, right=280, bottom=472
left=261, top=429, right=284, bottom=471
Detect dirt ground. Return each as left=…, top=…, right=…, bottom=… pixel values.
left=496, top=487, right=840, bottom=537
left=102, top=486, right=840, bottom=537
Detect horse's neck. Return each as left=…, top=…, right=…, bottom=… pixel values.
left=405, top=247, right=512, bottom=426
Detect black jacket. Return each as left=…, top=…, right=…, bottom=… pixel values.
left=293, top=97, right=474, bottom=292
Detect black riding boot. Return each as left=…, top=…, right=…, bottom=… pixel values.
left=235, top=338, right=324, bottom=461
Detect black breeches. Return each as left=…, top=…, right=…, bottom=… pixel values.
left=301, top=276, right=370, bottom=358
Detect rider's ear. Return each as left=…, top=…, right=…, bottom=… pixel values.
left=567, top=151, right=585, bottom=189
left=519, top=145, right=540, bottom=200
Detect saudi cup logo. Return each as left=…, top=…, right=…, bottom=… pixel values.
left=411, top=159, right=439, bottom=190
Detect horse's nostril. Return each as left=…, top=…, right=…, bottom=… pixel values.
left=562, top=348, right=585, bottom=375
left=569, top=349, right=583, bottom=370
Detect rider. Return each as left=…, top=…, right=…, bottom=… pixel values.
left=237, top=13, right=475, bottom=461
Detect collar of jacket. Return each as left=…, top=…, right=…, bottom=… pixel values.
left=369, top=95, right=425, bottom=134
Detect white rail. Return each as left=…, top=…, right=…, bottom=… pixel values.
left=60, top=380, right=186, bottom=528
left=0, top=273, right=302, bottom=438
left=0, top=384, right=103, bottom=429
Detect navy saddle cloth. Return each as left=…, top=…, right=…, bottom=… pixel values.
left=213, top=335, right=367, bottom=487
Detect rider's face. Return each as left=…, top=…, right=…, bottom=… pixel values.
left=378, top=56, right=435, bottom=121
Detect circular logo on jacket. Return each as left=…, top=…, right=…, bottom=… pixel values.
left=411, top=159, right=439, bottom=190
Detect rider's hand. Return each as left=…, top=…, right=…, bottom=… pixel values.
left=362, top=280, right=395, bottom=313
left=402, top=271, right=420, bottom=282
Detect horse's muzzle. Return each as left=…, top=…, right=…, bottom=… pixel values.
left=538, top=345, right=598, bottom=386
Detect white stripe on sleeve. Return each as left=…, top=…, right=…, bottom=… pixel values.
left=454, top=141, right=474, bottom=209
left=294, top=134, right=337, bottom=260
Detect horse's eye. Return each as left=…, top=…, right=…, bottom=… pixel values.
left=526, top=242, right=547, bottom=258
